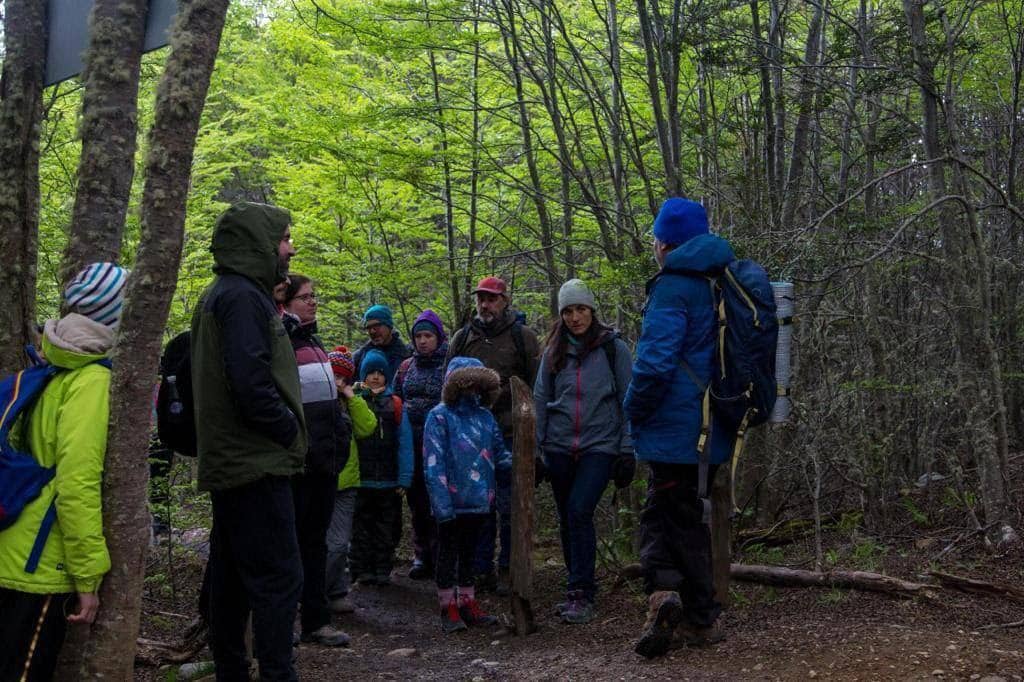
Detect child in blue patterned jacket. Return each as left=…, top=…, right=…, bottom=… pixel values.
left=424, top=357, right=511, bottom=633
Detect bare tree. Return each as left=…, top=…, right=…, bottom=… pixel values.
left=75, top=0, right=232, bottom=676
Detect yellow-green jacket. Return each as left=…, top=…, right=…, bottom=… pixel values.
left=338, top=394, right=376, bottom=490
left=0, top=314, right=114, bottom=595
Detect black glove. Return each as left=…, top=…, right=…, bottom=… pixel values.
left=534, top=456, right=548, bottom=488
left=611, top=453, right=636, bottom=489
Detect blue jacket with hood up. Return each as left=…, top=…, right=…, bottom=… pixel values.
left=623, top=233, right=738, bottom=465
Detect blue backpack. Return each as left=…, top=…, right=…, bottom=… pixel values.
left=0, top=349, right=111, bottom=572
left=669, top=259, right=779, bottom=519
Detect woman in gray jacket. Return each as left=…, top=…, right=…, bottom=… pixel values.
left=534, top=279, right=634, bottom=624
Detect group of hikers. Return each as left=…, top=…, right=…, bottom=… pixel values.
left=1, top=196, right=750, bottom=681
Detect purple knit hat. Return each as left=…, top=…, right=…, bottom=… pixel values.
left=411, top=309, right=447, bottom=343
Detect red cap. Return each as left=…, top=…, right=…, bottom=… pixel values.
left=473, top=276, right=508, bottom=297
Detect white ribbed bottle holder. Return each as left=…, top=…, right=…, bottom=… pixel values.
left=770, top=281, right=794, bottom=423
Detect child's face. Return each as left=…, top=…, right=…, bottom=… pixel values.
left=364, top=371, right=387, bottom=392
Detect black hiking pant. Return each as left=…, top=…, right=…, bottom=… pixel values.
left=639, top=462, right=721, bottom=628
left=208, top=475, right=302, bottom=682
left=292, top=470, right=336, bottom=635
left=351, top=487, right=402, bottom=579
left=435, top=514, right=487, bottom=589
left=0, top=588, right=74, bottom=682
left=407, top=435, right=437, bottom=569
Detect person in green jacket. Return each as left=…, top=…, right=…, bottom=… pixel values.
left=0, top=262, right=127, bottom=681
left=324, top=347, right=377, bottom=614
left=190, top=202, right=307, bottom=682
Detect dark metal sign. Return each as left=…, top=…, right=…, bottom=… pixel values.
left=44, top=0, right=178, bottom=87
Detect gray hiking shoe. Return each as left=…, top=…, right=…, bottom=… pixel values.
left=560, top=591, right=594, bottom=625
left=300, top=624, right=351, bottom=647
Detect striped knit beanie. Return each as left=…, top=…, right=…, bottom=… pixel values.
left=328, top=346, right=356, bottom=380
left=64, top=262, right=129, bottom=327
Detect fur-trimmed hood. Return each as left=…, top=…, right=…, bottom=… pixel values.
left=443, top=358, right=500, bottom=407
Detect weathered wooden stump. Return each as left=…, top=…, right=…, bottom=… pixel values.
left=508, top=376, right=537, bottom=635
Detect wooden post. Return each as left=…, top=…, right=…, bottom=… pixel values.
left=508, top=377, right=537, bottom=635
left=711, top=466, right=732, bottom=607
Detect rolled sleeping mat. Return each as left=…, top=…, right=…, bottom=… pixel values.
left=770, top=281, right=794, bottom=423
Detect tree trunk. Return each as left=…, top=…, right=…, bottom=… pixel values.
left=779, top=0, right=824, bottom=230
left=79, top=1, right=231, bottom=676
left=0, top=0, right=47, bottom=375
left=62, top=0, right=149, bottom=286
left=509, top=377, right=537, bottom=635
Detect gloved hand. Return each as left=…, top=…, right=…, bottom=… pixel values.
left=534, top=456, right=548, bottom=488
left=611, top=453, right=636, bottom=489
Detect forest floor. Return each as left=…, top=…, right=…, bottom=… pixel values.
left=136, top=475, right=1024, bottom=681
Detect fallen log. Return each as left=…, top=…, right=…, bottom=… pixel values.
left=730, top=564, right=937, bottom=597
left=928, top=570, right=1024, bottom=603
left=617, top=562, right=936, bottom=598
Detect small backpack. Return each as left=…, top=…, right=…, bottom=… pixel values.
left=0, top=348, right=111, bottom=572
left=156, top=331, right=197, bottom=457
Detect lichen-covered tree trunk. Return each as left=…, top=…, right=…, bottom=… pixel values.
left=0, top=0, right=47, bottom=375
left=78, top=1, right=231, bottom=677
left=61, top=0, right=148, bottom=286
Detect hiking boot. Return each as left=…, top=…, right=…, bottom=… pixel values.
left=408, top=559, right=433, bottom=581
left=553, top=601, right=569, bottom=616
left=300, top=624, right=350, bottom=647
left=496, top=567, right=510, bottom=597
left=329, top=595, right=355, bottom=614
left=634, top=591, right=683, bottom=659
left=441, top=601, right=468, bottom=634
left=458, top=598, right=498, bottom=627
left=474, top=572, right=498, bottom=593
left=560, top=591, right=594, bottom=625
left=671, top=621, right=725, bottom=649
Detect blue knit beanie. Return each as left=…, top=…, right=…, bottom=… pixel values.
left=362, top=304, right=394, bottom=329
left=653, top=198, right=709, bottom=246
left=359, top=348, right=390, bottom=381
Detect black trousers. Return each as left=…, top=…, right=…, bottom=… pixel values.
left=435, top=514, right=487, bottom=590
left=639, top=462, right=722, bottom=628
left=351, top=488, right=402, bottom=578
left=209, top=475, right=303, bottom=682
left=407, top=436, right=437, bottom=567
left=0, top=588, right=74, bottom=682
left=292, top=471, right=336, bottom=634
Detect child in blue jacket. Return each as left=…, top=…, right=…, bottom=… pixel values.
left=424, top=357, right=511, bottom=633
left=350, top=349, right=413, bottom=586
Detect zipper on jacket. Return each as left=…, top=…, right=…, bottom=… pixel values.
left=571, top=360, right=582, bottom=459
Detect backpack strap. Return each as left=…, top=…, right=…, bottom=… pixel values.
left=679, top=360, right=712, bottom=525
left=391, top=394, right=403, bottom=426
left=395, top=357, right=413, bottom=392
left=25, top=498, right=57, bottom=573
left=510, top=322, right=528, bottom=376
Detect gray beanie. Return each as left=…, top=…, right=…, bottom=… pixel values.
left=558, top=279, right=596, bottom=312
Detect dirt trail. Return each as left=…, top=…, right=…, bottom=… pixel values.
left=290, top=563, right=1024, bottom=681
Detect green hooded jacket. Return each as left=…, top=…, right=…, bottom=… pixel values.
left=191, top=203, right=307, bottom=491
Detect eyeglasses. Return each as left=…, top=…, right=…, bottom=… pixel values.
left=294, top=293, right=317, bottom=304
left=364, top=322, right=384, bottom=332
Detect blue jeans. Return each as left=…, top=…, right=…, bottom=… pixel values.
left=473, top=467, right=511, bottom=575
left=546, top=451, right=615, bottom=602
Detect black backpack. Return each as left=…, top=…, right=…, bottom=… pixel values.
left=156, top=331, right=197, bottom=457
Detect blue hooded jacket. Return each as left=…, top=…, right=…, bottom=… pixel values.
left=623, top=233, right=738, bottom=465
left=423, top=357, right=512, bottom=522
